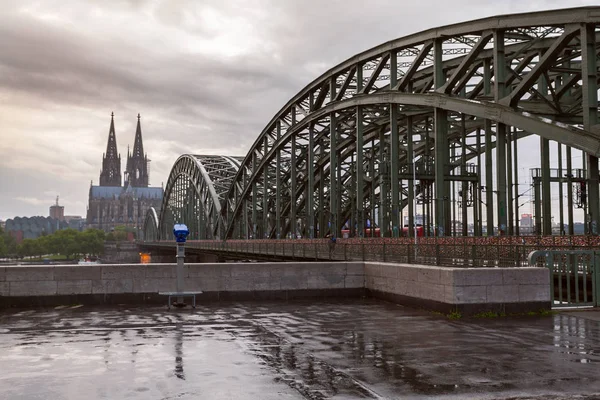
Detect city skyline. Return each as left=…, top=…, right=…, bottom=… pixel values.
left=0, top=0, right=595, bottom=221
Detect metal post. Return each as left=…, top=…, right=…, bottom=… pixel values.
left=484, top=58, right=494, bottom=236
left=582, top=23, right=599, bottom=235
left=350, top=155, right=355, bottom=237
left=241, top=174, right=247, bottom=239
left=496, top=124, right=507, bottom=235
left=434, top=38, right=447, bottom=236
left=494, top=30, right=508, bottom=236
left=308, top=121, right=315, bottom=239
left=319, top=151, right=325, bottom=237
left=357, top=105, right=364, bottom=237
left=567, top=146, right=574, bottom=235
left=506, top=127, right=513, bottom=235
left=176, top=242, right=185, bottom=304
left=370, top=149, right=375, bottom=237
left=379, top=128, right=389, bottom=236
left=461, top=115, right=468, bottom=236
left=330, top=108, right=338, bottom=237
left=537, top=55, right=553, bottom=237
left=434, top=108, right=448, bottom=237
left=290, top=135, right=297, bottom=237
left=558, top=143, right=564, bottom=235
left=408, top=116, right=415, bottom=238
left=390, top=104, right=400, bottom=237
left=263, top=137, right=269, bottom=238
left=198, top=199, right=205, bottom=240
left=513, top=127, right=520, bottom=236
left=534, top=180, right=542, bottom=235
left=475, top=128, right=482, bottom=236
left=390, top=51, right=400, bottom=238
left=276, top=121, right=282, bottom=239
left=540, top=139, right=552, bottom=235
left=337, top=135, right=342, bottom=236
left=251, top=153, right=258, bottom=240
left=424, top=117, right=430, bottom=237
left=451, top=144, right=456, bottom=236
left=583, top=151, right=588, bottom=235
left=589, top=158, right=599, bottom=235
left=414, top=144, right=418, bottom=260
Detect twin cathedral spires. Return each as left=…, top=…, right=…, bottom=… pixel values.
left=99, top=112, right=149, bottom=188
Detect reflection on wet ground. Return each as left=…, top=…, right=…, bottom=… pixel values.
left=1, top=299, right=600, bottom=400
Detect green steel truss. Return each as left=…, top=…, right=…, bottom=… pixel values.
left=149, top=8, right=600, bottom=240
left=142, top=207, right=159, bottom=241
left=154, top=155, right=243, bottom=240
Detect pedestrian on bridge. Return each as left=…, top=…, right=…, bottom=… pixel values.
left=328, top=235, right=336, bottom=259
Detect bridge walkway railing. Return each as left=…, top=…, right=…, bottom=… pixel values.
left=529, top=250, right=600, bottom=308
left=142, top=237, right=600, bottom=269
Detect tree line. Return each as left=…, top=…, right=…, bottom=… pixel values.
left=0, top=228, right=106, bottom=260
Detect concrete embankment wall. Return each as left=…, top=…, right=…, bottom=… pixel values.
left=0, top=262, right=550, bottom=313
left=365, top=262, right=550, bottom=314
left=0, top=263, right=365, bottom=308
left=102, top=243, right=141, bottom=264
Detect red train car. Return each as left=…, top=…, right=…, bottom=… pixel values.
left=402, top=226, right=426, bottom=237
left=341, top=228, right=381, bottom=238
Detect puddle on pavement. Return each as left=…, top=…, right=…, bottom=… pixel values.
left=1, top=299, right=600, bottom=399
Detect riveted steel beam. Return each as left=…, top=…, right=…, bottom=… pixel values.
left=501, top=25, right=580, bottom=107
left=170, top=9, right=600, bottom=240
left=439, top=31, right=493, bottom=94
left=582, top=23, right=599, bottom=234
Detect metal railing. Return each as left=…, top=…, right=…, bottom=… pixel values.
left=141, top=236, right=600, bottom=268
left=529, top=250, right=599, bottom=308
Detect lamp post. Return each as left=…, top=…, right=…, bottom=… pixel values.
left=158, top=228, right=203, bottom=307
left=173, top=223, right=189, bottom=307
left=413, top=159, right=418, bottom=261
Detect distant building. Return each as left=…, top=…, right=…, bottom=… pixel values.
left=0, top=220, right=5, bottom=230
left=520, top=213, right=533, bottom=228
left=64, top=215, right=86, bottom=231
left=5, top=216, right=68, bottom=243
left=403, top=214, right=424, bottom=227
left=86, top=113, right=163, bottom=236
left=49, top=196, right=65, bottom=221
left=520, top=213, right=534, bottom=234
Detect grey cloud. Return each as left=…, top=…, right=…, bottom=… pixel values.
left=0, top=0, right=597, bottom=219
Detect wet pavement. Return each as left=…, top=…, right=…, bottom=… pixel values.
left=1, top=299, right=600, bottom=400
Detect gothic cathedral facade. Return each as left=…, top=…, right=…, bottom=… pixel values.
left=86, top=113, right=163, bottom=237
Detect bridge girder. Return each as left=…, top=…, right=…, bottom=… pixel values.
left=145, top=8, right=600, bottom=240
left=148, top=155, right=243, bottom=240
left=142, top=207, right=159, bottom=241
left=219, top=8, right=600, bottom=239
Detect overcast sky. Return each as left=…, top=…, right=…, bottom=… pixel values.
left=0, top=0, right=596, bottom=221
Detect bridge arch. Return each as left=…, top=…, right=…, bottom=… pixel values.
left=219, top=7, right=600, bottom=239
left=146, top=155, right=243, bottom=240
left=142, top=207, right=159, bottom=241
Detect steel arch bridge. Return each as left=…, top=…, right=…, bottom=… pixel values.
left=147, top=7, right=600, bottom=242
left=145, top=155, right=243, bottom=240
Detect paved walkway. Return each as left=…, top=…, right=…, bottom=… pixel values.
left=1, top=299, right=600, bottom=399
left=563, top=309, right=600, bottom=323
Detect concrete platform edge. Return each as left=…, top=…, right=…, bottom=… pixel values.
left=0, top=288, right=365, bottom=309
left=366, top=289, right=551, bottom=316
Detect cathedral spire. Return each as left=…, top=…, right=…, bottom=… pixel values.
left=125, top=113, right=149, bottom=187
left=99, top=112, right=122, bottom=187
left=132, top=113, right=144, bottom=158
left=105, top=112, right=118, bottom=159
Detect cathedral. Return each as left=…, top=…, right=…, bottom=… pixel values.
left=86, top=113, right=163, bottom=237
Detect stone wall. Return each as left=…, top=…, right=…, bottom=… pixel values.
left=0, top=262, right=364, bottom=307
left=365, top=262, right=550, bottom=314
left=102, top=242, right=140, bottom=264
left=0, top=262, right=551, bottom=313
